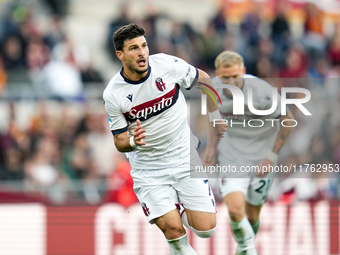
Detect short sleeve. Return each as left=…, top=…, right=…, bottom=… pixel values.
left=104, top=98, right=128, bottom=135
left=171, top=55, right=199, bottom=90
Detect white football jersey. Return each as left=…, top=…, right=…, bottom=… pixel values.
left=103, top=53, right=199, bottom=169
left=215, top=74, right=282, bottom=166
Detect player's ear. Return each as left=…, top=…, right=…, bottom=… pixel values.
left=116, top=51, right=124, bottom=61
left=242, top=66, right=246, bottom=74
left=215, top=69, right=220, bottom=77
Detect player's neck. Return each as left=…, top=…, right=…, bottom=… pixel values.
left=122, top=67, right=148, bottom=82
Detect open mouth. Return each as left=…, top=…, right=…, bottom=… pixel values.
left=137, top=58, right=146, bottom=67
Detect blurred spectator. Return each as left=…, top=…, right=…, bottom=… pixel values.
left=1, top=34, right=30, bottom=83
left=240, top=10, right=262, bottom=46
left=0, top=55, right=7, bottom=93
left=195, top=22, right=221, bottom=70
left=85, top=110, right=120, bottom=179
left=0, top=119, right=27, bottom=181
left=245, top=38, right=276, bottom=77
left=26, top=38, right=50, bottom=71
left=1, top=146, right=25, bottom=180
left=41, top=0, right=69, bottom=17
left=106, top=4, right=133, bottom=61
left=44, top=16, right=66, bottom=49
left=253, top=55, right=273, bottom=78
left=211, top=8, right=227, bottom=34
left=271, top=3, right=290, bottom=41
left=1, top=34, right=25, bottom=69
left=304, top=3, right=323, bottom=36
left=25, top=136, right=60, bottom=188
left=271, top=1, right=291, bottom=66
left=68, top=133, right=95, bottom=180
left=105, top=155, right=138, bottom=208
left=308, top=56, right=330, bottom=79
left=327, top=29, right=340, bottom=67
left=277, top=45, right=307, bottom=79
left=40, top=39, right=84, bottom=100
left=302, top=3, right=326, bottom=61
left=80, top=63, right=104, bottom=84
left=0, top=2, right=28, bottom=38
left=169, top=22, right=196, bottom=64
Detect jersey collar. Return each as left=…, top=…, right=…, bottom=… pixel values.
left=120, top=66, right=151, bottom=85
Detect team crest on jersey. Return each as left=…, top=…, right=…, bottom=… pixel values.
left=155, top=77, right=166, bottom=91
left=141, top=202, right=150, bottom=216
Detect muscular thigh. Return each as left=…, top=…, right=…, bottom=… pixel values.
left=174, top=168, right=216, bottom=214
left=173, top=167, right=216, bottom=230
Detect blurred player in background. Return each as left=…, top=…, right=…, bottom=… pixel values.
left=203, top=51, right=294, bottom=255
left=103, top=23, right=226, bottom=255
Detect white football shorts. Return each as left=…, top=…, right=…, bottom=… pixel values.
left=219, top=172, right=275, bottom=206
left=131, top=162, right=216, bottom=224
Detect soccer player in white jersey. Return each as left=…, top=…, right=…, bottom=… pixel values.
left=103, top=23, right=226, bottom=255
left=203, top=51, right=294, bottom=255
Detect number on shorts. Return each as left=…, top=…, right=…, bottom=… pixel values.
left=255, top=179, right=271, bottom=194
left=203, top=179, right=211, bottom=196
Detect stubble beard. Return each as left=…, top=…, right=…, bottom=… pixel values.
left=126, top=60, right=148, bottom=75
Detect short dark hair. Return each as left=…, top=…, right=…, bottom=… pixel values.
left=113, top=23, right=146, bottom=51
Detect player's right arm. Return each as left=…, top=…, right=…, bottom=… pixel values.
left=104, top=95, right=146, bottom=152
left=114, top=119, right=146, bottom=152
left=203, top=123, right=221, bottom=166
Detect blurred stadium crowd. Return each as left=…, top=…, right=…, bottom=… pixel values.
left=0, top=0, right=340, bottom=205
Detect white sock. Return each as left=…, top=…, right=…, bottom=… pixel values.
left=230, top=217, right=257, bottom=255
left=252, top=220, right=260, bottom=235
left=167, top=234, right=197, bottom=255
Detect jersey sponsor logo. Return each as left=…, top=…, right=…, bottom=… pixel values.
left=141, top=203, right=150, bottom=216
left=123, top=85, right=179, bottom=122
left=185, top=66, right=191, bottom=78
left=126, top=94, right=133, bottom=102
left=155, top=77, right=166, bottom=91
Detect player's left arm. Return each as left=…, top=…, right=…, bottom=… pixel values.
left=272, top=107, right=295, bottom=156
left=170, top=55, right=226, bottom=136
left=257, top=107, right=295, bottom=176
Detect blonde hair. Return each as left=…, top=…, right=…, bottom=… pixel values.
left=214, top=51, right=244, bottom=69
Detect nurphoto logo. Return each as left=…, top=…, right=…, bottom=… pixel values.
left=201, top=83, right=312, bottom=128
